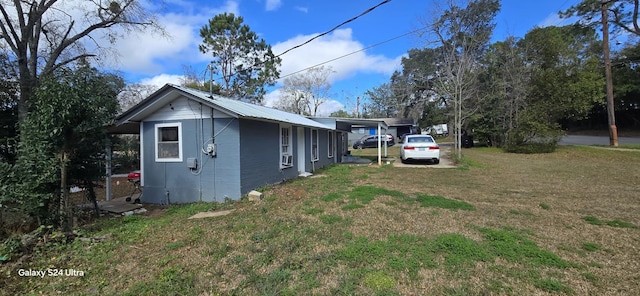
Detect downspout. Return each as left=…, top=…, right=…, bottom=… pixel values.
left=211, top=108, right=216, bottom=200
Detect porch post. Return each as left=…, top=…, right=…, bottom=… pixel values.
left=377, top=123, right=382, bottom=166
left=105, top=137, right=112, bottom=201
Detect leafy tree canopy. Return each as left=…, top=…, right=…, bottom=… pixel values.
left=199, top=13, right=281, bottom=104
left=561, top=0, right=640, bottom=37
left=11, top=62, right=124, bottom=228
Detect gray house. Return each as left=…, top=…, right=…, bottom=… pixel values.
left=113, top=84, right=345, bottom=204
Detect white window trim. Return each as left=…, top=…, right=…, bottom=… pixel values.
left=280, top=124, right=293, bottom=169
left=327, top=130, right=334, bottom=158
left=155, top=122, right=183, bottom=162
left=311, top=129, right=319, bottom=162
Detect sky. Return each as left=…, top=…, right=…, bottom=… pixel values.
left=100, top=0, right=584, bottom=115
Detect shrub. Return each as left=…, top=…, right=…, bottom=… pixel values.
left=504, top=142, right=558, bottom=154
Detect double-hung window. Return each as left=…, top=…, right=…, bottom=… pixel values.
left=155, top=122, right=182, bottom=162
left=280, top=125, right=293, bottom=168
left=327, top=131, right=334, bottom=158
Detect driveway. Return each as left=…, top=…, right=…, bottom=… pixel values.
left=392, top=144, right=456, bottom=168
left=559, top=135, right=640, bottom=146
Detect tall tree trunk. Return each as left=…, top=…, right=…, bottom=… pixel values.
left=17, top=62, right=36, bottom=123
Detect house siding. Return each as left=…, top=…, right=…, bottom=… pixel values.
left=239, top=119, right=299, bottom=195
left=316, top=129, right=334, bottom=169
left=141, top=116, right=241, bottom=203
left=116, top=85, right=346, bottom=204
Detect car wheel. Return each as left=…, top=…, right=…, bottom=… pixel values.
left=433, top=158, right=440, bottom=165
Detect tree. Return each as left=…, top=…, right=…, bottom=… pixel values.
left=199, top=13, right=281, bottom=103
left=611, top=42, right=640, bottom=127
left=274, top=89, right=310, bottom=115
left=562, top=1, right=640, bottom=146
left=472, top=36, right=530, bottom=147
left=0, top=49, right=19, bottom=163
left=562, top=0, right=640, bottom=37
left=274, top=66, right=332, bottom=116
left=363, top=83, right=397, bottom=118
left=0, top=50, right=19, bottom=235
left=521, top=25, right=604, bottom=128
left=425, top=0, right=501, bottom=159
left=118, top=83, right=158, bottom=112
left=387, top=48, right=447, bottom=124
left=181, top=65, right=222, bottom=94
left=329, top=110, right=352, bottom=118
left=14, top=62, right=123, bottom=230
left=0, top=0, right=163, bottom=122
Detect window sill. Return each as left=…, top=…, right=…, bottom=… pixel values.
left=156, top=158, right=182, bottom=163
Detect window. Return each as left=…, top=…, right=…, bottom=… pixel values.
left=155, top=122, right=182, bottom=162
left=327, top=131, right=334, bottom=158
left=280, top=125, right=293, bottom=168
left=311, top=129, right=318, bottom=161
left=408, top=136, right=434, bottom=143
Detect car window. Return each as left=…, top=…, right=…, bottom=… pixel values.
left=407, top=137, right=434, bottom=143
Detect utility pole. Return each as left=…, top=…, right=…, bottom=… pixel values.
left=208, top=62, right=214, bottom=96
left=602, top=0, right=618, bottom=146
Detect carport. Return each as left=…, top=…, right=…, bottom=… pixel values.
left=313, top=117, right=389, bottom=165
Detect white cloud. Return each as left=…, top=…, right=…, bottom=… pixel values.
left=89, top=1, right=239, bottom=79
left=315, top=99, right=345, bottom=117
left=263, top=89, right=282, bottom=108
left=272, top=28, right=402, bottom=85
left=265, top=0, right=282, bottom=11
left=106, top=21, right=204, bottom=75
left=139, top=74, right=185, bottom=88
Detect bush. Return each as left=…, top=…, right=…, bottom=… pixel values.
left=504, top=142, right=558, bottom=154
left=0, top=236, right=23, bottom=260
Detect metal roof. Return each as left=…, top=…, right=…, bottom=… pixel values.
left=115, top=84, right=332, bottom=130
left=173, top=84, right=331, bottom=129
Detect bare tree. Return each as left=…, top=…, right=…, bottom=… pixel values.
left=0, top=0, right=164, bottom=121
left=424, top=0, right=500, bottom=159
left=274, top=88, right=310, bottom=115
left=117, top=83, right=158, bottom=112
left=274, top=66, right=333, bottom=116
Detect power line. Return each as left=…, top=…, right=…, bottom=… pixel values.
left=204, top=0, right=393, bottom=88
left=277, top=27, right=425, bottom=81
left=552, top=0, right=577, bottom=27
left=274, top=0, right=392, bottom=58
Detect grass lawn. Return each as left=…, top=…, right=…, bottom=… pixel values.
left=2, top=146, right=639, bottom=295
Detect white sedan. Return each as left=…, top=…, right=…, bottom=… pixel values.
left=400, top=135, right=440, bottom=164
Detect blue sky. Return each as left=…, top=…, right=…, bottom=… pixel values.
left=104, top=0, right=582, bottom=115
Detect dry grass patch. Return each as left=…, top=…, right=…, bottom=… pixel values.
left=2, top=146, right=639, bottom=295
